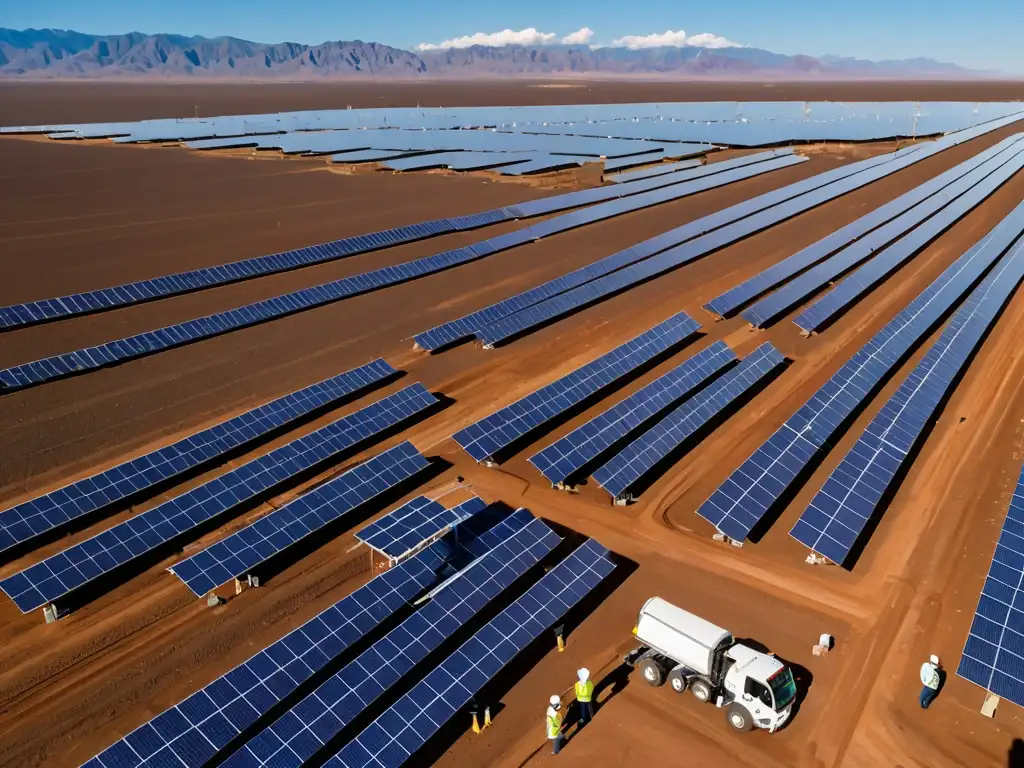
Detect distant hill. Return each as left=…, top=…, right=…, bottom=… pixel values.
left=0, top=28, right=981, bottom=79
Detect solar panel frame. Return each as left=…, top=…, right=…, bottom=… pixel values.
left=528, top=341, right=737, bottom=486
left=355, top=495, right=485, bottom=559
left=326, top=538, right=615, bottom=768
left=453, top=313, right=700, bottom=463
left=0, top=358, right=396, bottom=556
left=593, top=343, right=785, bottom=502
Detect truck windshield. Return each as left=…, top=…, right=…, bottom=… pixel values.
left=767, top=667, right=797, bottom=709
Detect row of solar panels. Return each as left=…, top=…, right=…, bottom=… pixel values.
left=697, top=196, right=1024, bottom=566
left=0, top=152, right=803, bottom=392
left=86, top=501, right=615, bottom=768
left=0, top=364, right=444, bottom=614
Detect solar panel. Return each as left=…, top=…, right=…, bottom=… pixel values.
left=222, top=518, right=561, bottom=768
left=454, top=313, right=700, bottom=463
left=529, top=341, right=737, bottom=487
left=0, top=358, right=396, bottom=556
left=695, top=203, right=1024, bottom=542
left=0, top=385, right=437, bottom=614
left=608, top=156, right=704, bottom=183
left=85, top=545, right=448, bottom=768
left=457, top=507, right=535, bottom=558
left=355, top=495, right=485, bottom=559
left=593, top=343, right=785, bottom=502
left=169, top=441, right=431, bottom=597
left=707, top=136, right=1024, bottom=320
left=958, top=462, right=1024, bottom=707
left=327, top=538, right=616, bottom=768
left=792, top=140, right=1024, bottom=334
left=790, top=235, right=1024, bottom=564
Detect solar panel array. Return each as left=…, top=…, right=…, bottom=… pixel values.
left=529, top=341, right=736, bottom=487
left=355, top=496, right=486, bottom=559
left=454, top=313, right=700, bottom=463
left=695, top=203, right=1024, bottom=541
left=170, top=441, right=432, bottom=596
left=793, top=139, right=1024, bottom=333
left=327, top=538, right=616, bottom=768
left=593, top=343, right=785, bottom=502
left=0, top=385, right=437, bottom=613
left=958, top=462, right=1024, bottom=707
left=608, top=156, right=705, bottom=184
left=0, top=155, right=801, bottom=392
left=223, top=518, right=561, bottom=768
left=791, top=234, right=1024, bottom=564
left=0, top=358, right=395, bottom=556
left=707, top=135, right=1024, bottom=320
left=85, top=545, right=447, bottom=768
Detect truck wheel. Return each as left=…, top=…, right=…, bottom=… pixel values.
left=639, top=658, right=664, bottom=687
left=668, top=668, right=688, bottom=693
left=690, top=679, right=712, bottom=702
left=726, top=703, right=754, bottom=732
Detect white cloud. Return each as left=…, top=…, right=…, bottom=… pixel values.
left=609, top=29, right=742, bottom=50
left=561, top=27, right=594, bottom=45
left=417, top=28, right=557, bottom=51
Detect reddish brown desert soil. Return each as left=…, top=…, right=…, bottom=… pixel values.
left=1, top=82, right=1024, bottom=768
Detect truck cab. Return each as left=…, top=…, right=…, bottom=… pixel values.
left=624, top=597, right=797, bottom=733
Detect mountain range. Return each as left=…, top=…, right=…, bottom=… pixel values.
left=0, top=28, right=980, bottom=79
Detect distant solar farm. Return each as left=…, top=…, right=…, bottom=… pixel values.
left=3, top=92, right=1024, bottom=768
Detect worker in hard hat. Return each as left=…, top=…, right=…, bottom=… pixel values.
left=919, top=654, right=944, bottom=709
left=574, top=668, right=595, bottom=726
left=546, top=695, right=564, bottom=754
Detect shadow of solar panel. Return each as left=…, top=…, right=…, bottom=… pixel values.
left=454, top=313, right=700, bottom=463
left=594, top=343, right=785, bottom=502
left=529, top=341, right=737, bottom=487
left=0, top=358, right=396, bottom=556
left=457, top=507, right=535, bottom=558
left=327, top=538, right=615, bottom=768
left=169, top=441, right=431, bottom=597
left=85, top=545, right=447, bottom=768
left=957, top=464, right=1024, bottom=707
left=709, top=136, right=1024, bottom=320
left=695, top=205, right=1024, bottom=542
left=0, top=385, right=437, bottom=613
left=222, top=518, right=560, bottom=768
left=791, top=235, right=1024, bottom=565
left=356, top=495, right=485, bottom=559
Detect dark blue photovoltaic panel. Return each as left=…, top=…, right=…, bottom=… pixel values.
left=707, top=136, right=1024, bottom=320
left=169, top=441, right=431, bottom=596
left=454, top=313, right=700, bottom=463
left=608, top=156, right=704, bottom=183
left=529, top=341, right=736, bottom=486
left=792, top=141, right=1024, bottom=334
left=958, top=463, right=1024, bottom=707
left=594, top=344, right=785, bottom=502
left=86, top=545, right=447, bottom=768
left=0, top=386, right=437, bottom=613
left=326, top=538, right=616, bottom=768
left=791, top=236, right=1024, bottom=564
left=695, top=202, right=1024, bottom=542
left=0, top=358, right=396, bottom=555
left=356, top=495, right=486, bottom=558
left=457, top=507, right=535, bottom=558
left=222, top=518, right=560, bottom=768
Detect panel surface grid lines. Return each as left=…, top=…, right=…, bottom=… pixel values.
left=452, top=312, right=700, bottom=463
left=0, top=385, right=437, bottom=613
left=85, top=546, right=446, bottom=768
left=694, top=202, right=1024, bottom=542
left=0, top=358, right=396, bottom=555
left=958, top=463, right=1024, bottom=706
left=224, top=518, right=561, bottom=768
left=593, top=343, right=785, bottom=501
left=168, top=441, right=431, bottom=597
left=356, top=495, right=483, bottom=558
left=790, top=236, right=1024, bottom=565
left=327, top=539, right=616, bottom=768
left=529, top=341, right=737, bottom=486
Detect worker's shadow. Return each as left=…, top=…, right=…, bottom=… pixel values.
left=566, top=663, right=631, bottom=740
left=1009, top=738, right=1024, bottom=768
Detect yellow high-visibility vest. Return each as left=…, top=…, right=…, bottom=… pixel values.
left=575, top=680, right=595, bottom=703
left=546, top=712, right=562, bottom=738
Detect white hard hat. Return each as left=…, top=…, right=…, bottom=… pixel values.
left=577, top=668, right=590, bottom=683
left=929, top=654, right=940, bottom=665
left=549, top=694, right=561, bottom=707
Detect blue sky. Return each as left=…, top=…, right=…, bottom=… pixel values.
left=3, top=0, right=1022, bottom=72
